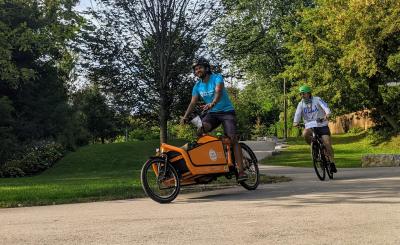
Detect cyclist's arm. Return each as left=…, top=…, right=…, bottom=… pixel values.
left=317, top=97, right=331, bottom=119
left=203, top=75, right=224, bottom=110
left=211, top=83, right=223, bottom=106
left=183, top=95, right=199, bottom=119
left=293, top=103, right=302, bottom=127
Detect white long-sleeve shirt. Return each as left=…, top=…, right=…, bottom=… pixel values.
left=293, top=96, right=331, bottom=127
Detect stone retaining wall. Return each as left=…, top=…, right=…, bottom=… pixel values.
left=361, top=154, right=400, bottom=167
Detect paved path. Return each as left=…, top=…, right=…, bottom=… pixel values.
left=1, top=166, right=400, bottom=245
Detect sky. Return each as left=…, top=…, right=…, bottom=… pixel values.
left=75, top=0, right=94, bottom=11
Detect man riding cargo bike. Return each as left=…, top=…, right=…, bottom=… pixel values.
left=140, top=57, right=259, bottom=203
left=181, top=57, right=248, bottom=182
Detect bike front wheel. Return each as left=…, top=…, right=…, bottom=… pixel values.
left=326, top=162, right=334, bottom=179
left=239, top=143, right=260, bottom=190
left=141, top=158, right=180, bottom=203
left=311, top=142, right=325, bottom=181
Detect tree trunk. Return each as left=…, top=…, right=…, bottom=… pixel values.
left=159, top=89, right=168, bottom=144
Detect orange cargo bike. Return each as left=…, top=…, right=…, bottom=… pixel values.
left=140, top=115, right=259, bottom=203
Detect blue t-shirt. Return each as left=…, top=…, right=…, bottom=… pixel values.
left=192, top=73, right=235, bottom=112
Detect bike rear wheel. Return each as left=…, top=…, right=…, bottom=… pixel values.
left=141, top=158, right=180, bottom=203
left=239, top=143, right=259, bottom=190
left=311, top=142, right=325, bottom=181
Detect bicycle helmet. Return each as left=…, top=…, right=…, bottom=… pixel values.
left=192, top=57, right=211, bottom=73
left=299, top=85, right=312, bottom=93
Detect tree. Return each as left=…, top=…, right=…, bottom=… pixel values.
left=209, top=0, right=314, bottom=136
left=81, top=0, right=220, bottom=143
left=212, top=0, right=314, bottom=93
left=0, top=0, right=84, bottom=164
left=73, top=87, right=120, bottom=144
left=284, top=0, right=400, bottom=131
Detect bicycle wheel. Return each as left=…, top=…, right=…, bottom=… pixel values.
left=326, top=163, right=334, bottom=179
left=239, top=143, right=259, bottom=190
left=141, top=158, right=180, bottom=203
left=311, top=142, right=325, bottom=181
left=321, top=147, right=334, bottom=180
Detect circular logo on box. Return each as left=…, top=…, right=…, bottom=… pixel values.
left=209, top=149, right=217, bottom=161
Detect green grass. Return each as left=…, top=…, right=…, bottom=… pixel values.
left=0, top=140, right=182, bottom=208
left=262, top=132, right=400, bottom=168
left=0, top=139, right=289, bottom=208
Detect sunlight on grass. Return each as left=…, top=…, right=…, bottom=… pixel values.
left=262, top=133, right=400, bottom=168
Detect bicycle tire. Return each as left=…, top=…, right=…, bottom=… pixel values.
left=141, top=158, right=180, bottom=203
left=326, top=164, right=334, bottom=179
left=311, top=142, right=325, bottom=181
left=239, top=143, right=260, bottom=190
left=320, top=146, right=334, bottom=180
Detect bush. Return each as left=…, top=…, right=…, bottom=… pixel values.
left=347, top=127, right=365, bottom=135
left=0, top=141, right=66, bottom=178
left=366, top=127, right=397, bottom=146
left=170, top=124, right=196, bottom=141
left=128, top=126, right=159, bottom=141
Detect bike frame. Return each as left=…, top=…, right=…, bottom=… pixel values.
left=156, top=135, right=235, bottom=186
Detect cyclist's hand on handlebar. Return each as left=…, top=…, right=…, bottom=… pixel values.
left=200, top=103, right=214, bottom=111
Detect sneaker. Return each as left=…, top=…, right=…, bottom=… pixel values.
left=237, top=172, right=248, bottom=182
left=330, top=162, right=337, bottom=173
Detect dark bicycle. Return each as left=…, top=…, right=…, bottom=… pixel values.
left=303, top=119, right=334, bottom=181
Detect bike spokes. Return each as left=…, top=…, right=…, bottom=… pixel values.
left=311, top=142, right=325, bottom=181
left=239, top=143, right=259, bottom=190
left=141, top=160, right=180, bottom=203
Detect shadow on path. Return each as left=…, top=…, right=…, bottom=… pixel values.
left=175, top=166, right=400, bottom=207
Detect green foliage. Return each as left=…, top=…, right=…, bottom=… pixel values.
left=81, top=0, right=219, bottom=142
left=233, top=81, right=281, bottom=139
left=0, top=96, right=17, bottom=164
left=0, top=142, right=65, bottom=178
left=283, top=0, right=400, bottom=131
left=347, top=127, right=365, bottom=135
left=366, top=128, right=398, bottom=146
left=263, top=133, right=400, bottom=168
left=169, top=124, right=197, bottom=141
left=0, top=0, right=84, bottom=165
left=73, top=87, right=120, bottom=144
left=128, top=127, right=159, bottom=141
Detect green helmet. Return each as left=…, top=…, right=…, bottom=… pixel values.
left=299, top=85, right=312, bottom=93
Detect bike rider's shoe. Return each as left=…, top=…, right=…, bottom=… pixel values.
left=237, top=172, right=248, bottom=182
left=330, top=162, right=337, bottom=173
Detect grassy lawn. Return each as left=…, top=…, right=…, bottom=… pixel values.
left=262, top=133, right=400, bottom=168
left=0, top=139, right=288, bottom=208
left=0, top=140, right=173, bottom=208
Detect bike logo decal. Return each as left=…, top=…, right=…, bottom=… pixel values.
left=209, top=149, right=217, bottom=161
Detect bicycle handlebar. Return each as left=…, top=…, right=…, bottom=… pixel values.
left=296, top=118, right=325, bottom=128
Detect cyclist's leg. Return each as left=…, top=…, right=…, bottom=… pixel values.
left=317, top=126, right=337, bottom=172
left=315, top=126, right=334, bottom=162
left=321, top=135, right=334, bottom=162
left=198, top=113, right=219, bottom=136
left=220, top=112, right=247, bottom=180
left=302, top=128, right=313, bottom=144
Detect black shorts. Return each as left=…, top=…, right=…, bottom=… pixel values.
left=314, top=126, right=331, bottom=136
left=201, top=111, right=237, bottom=138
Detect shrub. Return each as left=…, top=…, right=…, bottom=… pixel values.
left=366, top=127, right=397, bottom=146
left=347, top=127, right=365, bottom=135
left=171, top=124, right=196, bottom=141
left=0, top=141, right=66, bottom=178
left=128, top=126, right=159, bottom=141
